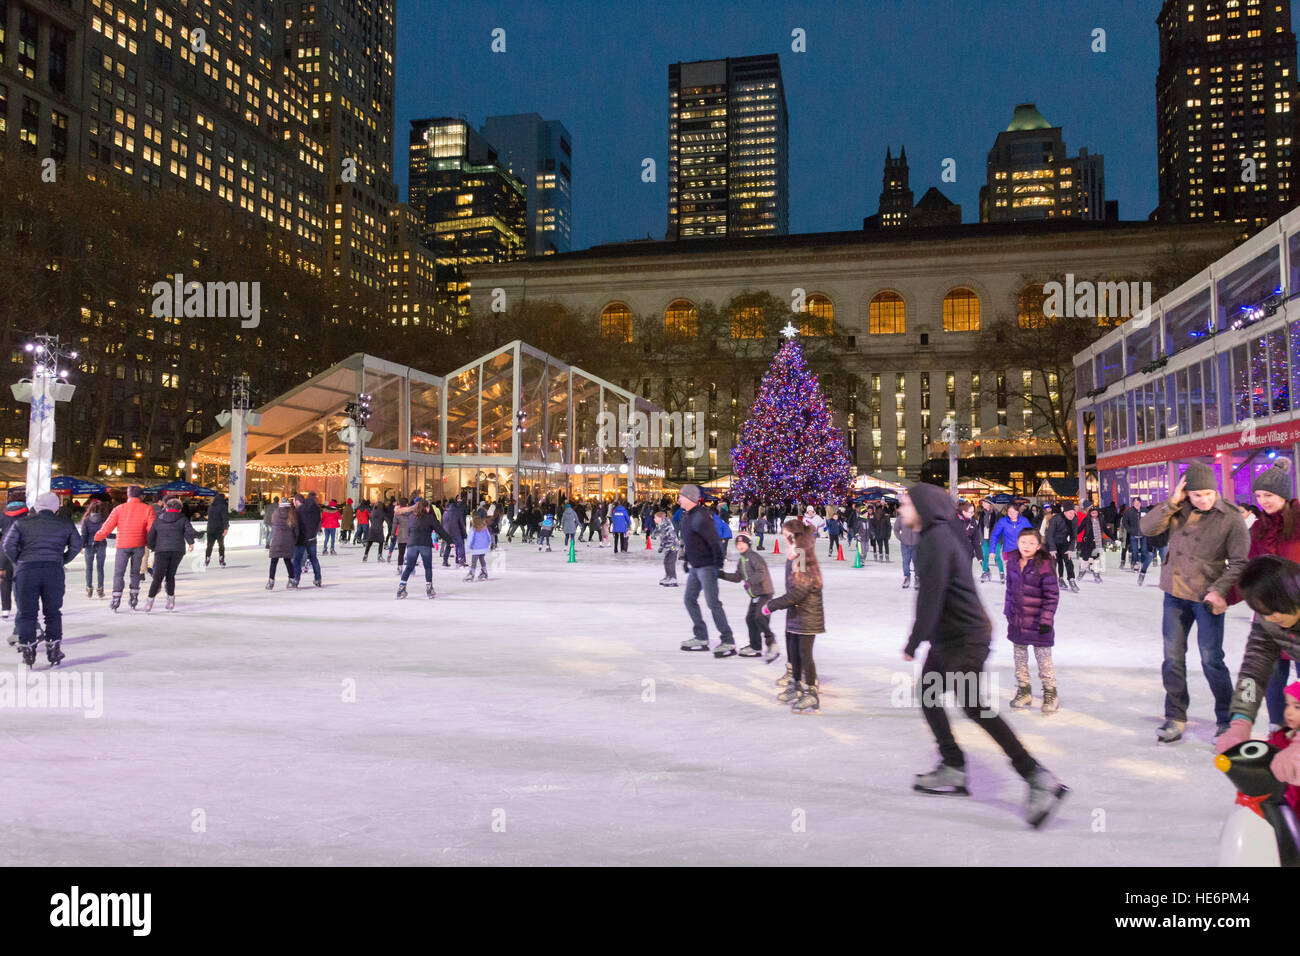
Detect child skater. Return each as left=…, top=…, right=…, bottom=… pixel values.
left=1004, top=527, right=1060, bottom=713
left=467, top=514, right=492, bottom=581
left=762, top=517, right=825, bottom=713
left=652, top=510, right=680, bottom=587
left=538, top=510, right=555, bottom=552
left=720, top=530, right=777, bottom=660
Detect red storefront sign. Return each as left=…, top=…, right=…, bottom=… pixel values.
left=1097, top=416, right=1300, bottom=471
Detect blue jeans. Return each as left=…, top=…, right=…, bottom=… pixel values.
left=1161, top=593, right=1232, bottom=724
left=684, top=566, right=732, bottom=643
left=293, top=540, right=321, bottom=584
left=1130, top=535, right=1151, bottom=571
left=322, top=528, right=337, bottom=551
left=901, top=543, right=916, bottom=579
left=1265, top=655, right=1294, bottom=726
left=401, top=545, right=433, bottom=583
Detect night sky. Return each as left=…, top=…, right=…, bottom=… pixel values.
left=395, top=0, right=1177, bottom=249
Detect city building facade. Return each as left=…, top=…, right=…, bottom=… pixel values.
left=980, top=103, right=1107, bottom=223
left=667, top=53, right=788, bottom=239
left=481, top=112, right=572, bottom=256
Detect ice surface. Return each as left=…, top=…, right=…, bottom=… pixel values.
left=0, top=539, right=1255, bottom=865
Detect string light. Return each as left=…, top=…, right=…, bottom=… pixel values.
left=193, top=454, right=350, bottom=478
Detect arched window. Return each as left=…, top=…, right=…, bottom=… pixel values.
left=869, top=291, right=906, bottom=334
left=600, top=302, right=633, bottom=341
left=665, top=298, right=698, bottom=337
left=942, top=288, right=981, bottom=332
left=1018, top=284, right=1056, bottom=329
left=801, top=293, right=833, bottom=336
left=730, top=301, right=765, bottom=338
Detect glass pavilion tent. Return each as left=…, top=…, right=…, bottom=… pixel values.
left=189, top=342, right=666, bottom=507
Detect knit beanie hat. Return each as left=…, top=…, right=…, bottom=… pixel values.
left=1183, top=461, right=1217, bottom=492
left=1286, top=681, right=1300, bottom=704
left=678, top=484, right=702, bottom=503
left=1252, top=459, right=1294, bottom=500
left=34, top=491, right=60, bottom=512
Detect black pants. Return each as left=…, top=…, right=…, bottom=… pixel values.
left=1055, top=551, right=1075, bottom=581
left=919, top=644, right=1037, bottom=777
left=746, top=599, right=775, bottom=650
left=205, top=529, right=225, bottom=561
left=395, top=542, right=407, bottom=567
left=1, top=554, right=15, bottom=612
left=827, top=533, right=840, bottom=556
left=364, top=540, right=384, bottom=559
left=787, top=631, right=816, bottom=683
left=662, top=549, right=677, bottom=580
left=613, top=532, right=627, bottom=552
left=14, top=561, right=63, bottom=645
left=148, top=551, right=184, bottom=597
left=268, top=557, right=294, bottom=580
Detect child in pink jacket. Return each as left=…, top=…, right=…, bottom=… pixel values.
left=1217, top=680, right=1300, bottom=812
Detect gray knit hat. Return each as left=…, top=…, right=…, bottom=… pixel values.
left=1183, top=461, right=1217, bottom=492
left=1252, top=459, right=1294, bottom=500
left=678, top=484, right=702, bottom=503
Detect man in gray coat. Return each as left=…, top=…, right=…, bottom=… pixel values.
left=1140, top=462, right=1249, bottom=743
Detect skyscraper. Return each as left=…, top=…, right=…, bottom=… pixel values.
left=1155, top=0, right=1298, bottom=231
left=290, top=0, right=399, bottom=291
left=667, top=53, right=787, bottom=239
left=407, top=117, right=526, bottom=319
left=877, top=145, right=913, bottom=228
left=481, top=113, right=572, bottom=256
left=979, top=103, right=1106, bottom=223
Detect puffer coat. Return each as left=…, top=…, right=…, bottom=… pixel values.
left=764, top=556, right=825, bottom=634
left=1003, top=553, right=1059, bottom=647
left=269, top=506, right=297, bottom=559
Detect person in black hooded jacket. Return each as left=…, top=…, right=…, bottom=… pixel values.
left=900, top=481, right=1069, bottom=829
left=204, top=493, right=230, bottom=567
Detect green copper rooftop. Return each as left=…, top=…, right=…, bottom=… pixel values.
left=1006, top=103, right=1051, bottom=131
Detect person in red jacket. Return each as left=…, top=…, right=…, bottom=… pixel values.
left=1229, top=461, right=1300, bottom=732
left=94, top=485, right=156, bottom=611
left=321, top=499, right=341, bottom=555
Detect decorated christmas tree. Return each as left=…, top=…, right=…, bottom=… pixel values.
left=730, top=331, right=854, bottom=506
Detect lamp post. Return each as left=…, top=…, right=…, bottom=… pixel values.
left=11, top=334, right=77, bottom=506
left=215, top=373, right=262, bottom=512
left=338, top=393, right=372, bottom=503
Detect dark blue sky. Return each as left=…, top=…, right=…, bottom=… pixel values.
left=395, top=0, right=1170, bottom=248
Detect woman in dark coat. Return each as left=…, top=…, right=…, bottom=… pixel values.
left=1004, top=527, right=1060, bottom=713
left=364, top=500, right=388, bottom=561
left=205, top=492, right=230, bottom=567
left=267, top=499, right=298, bottom=589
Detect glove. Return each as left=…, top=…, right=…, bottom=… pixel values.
left=760, top=603, right=771, bottom=617
left=1214, top=718, right=1254, bottom=755
left=1037, top=624, right=1051, bottom=634
left=1270, top=743, right=1300, bottom=784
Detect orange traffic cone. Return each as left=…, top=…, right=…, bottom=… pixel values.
left=773, top=538, right=781, bottom=555
left=836, top=543, right=845, bottom=561
left=645, top=533, right=652, bottom=550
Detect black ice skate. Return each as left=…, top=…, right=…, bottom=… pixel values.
left=266, top=579, right=275, bottom=590
left=17, top=641, right=37, bottom=668
left=1025, top=767, right=1069, bottom=828
left=128, top=591, right=139, bottom=610
left=999, top=571, right=1006, bottom=584
left=477, top=571, right=487, bottom=581
left=110, top=592, right=122, bottom=611
left=1092, top=569, right=1101, bottom=583
left=979, top=571, right=990, bottom=583
left=86, top=586, right=93, bottom=598
left=45, top=639, right=64, bottom=667
left=314, top=578, right=322, bottom=588
left=913, top=762, right=970, bottom=796
left=902, top=576, right=910, bottom=589
left=397, top=583, right=408, bottom=599
left=426, top=584, right=435, bottom=599
left=1068, top=579, right=1079, bottom=593
left=220, top=557, right=226, bottom=567
left=97, top=587, right=104, bottom=599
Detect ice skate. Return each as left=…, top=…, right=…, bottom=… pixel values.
left=17, top=641, right=37, bottom=668
left=713, top=642, right=737, bottom=658
left=680, top=638, right=709, bottom=652
left=1010, top=683, right=1033, bottom=709
left=792, top=681, right=820, bottom=714
left=6, top=628, right=16, bottom=646
left=1068, top=579, right=1079, bottom=593
left=426, top=584, right=435, bottom=599
left=901, top=576, right=910, bottom=589
left=128, top=591, right=139, bottom=611
left=314, top=578, right=322, bottom=588
left=1156, top=719, right=1186, bottom=743
left=1092, top=569, right=1101, bottom=583
left=463, top=571, right=475, bottom=582
left=144, top=597, right=154, bottom=612
left=266, top=579, right=274, bottom=590
left=1025, top=767, right=1069, bottom=828
left=0, top=610, right=7, bottom=621
left=1041, top=687, right=1059, bottom=714
left=45, top=639, right=64, bottom=667
left=110, top=592, right=122, bottom=611
left=396, top=583, right=408, bottom=599
left=913, top=762, right=970, bottom=796
left=166, top=595, right=175, bottom=611
left=220, top=557, right=227, bottom=566
left=1215, top=720, right=1232, bottom=737
left=86, top=586, right=93, bottom=598
left=738, top=646, right=762, bottom=657
left=999, top=571, right=1005, bottom=583
left=362, top=555, right=368, bottom=562
left=776, top=662, right=793, bottom=686
left=204, top=557, right=210, bottom=567
left=777, top=680, right=801, bottom=703
left=764, top=639, right=781, bottom=664
left=477, top=571, right=488, bottom=581
left=1137, top=572, right=1146, bottom=586
left=979, top=571, right=990, bottom=583
left=545, top=545, right=552, bottom=552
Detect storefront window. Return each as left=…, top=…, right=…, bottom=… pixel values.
left=520, top=352, right=547, bottom=462
left=446, top=364, right=480, bottom=455
left=1154, top=377, right=1166, bottom=440
left=1118, top=393, right=1129, bottom=448
left=365, top=373, right=402, bottom=451
left=1216, top=245, right=1281, bottom=330
left=1268, top=327, right=1290, bottom=415
left=1175, top=369, right=1189, bottom=437
left=1217, top=352, right=1233, bottom=426
left=1126, top=323, right=1158, bottom=375
left=1232, top=344, right=1250, bottom=423
left=1250, top=335, right=1270, bottom=419
left=1097, top=343, right=1123, bottom=388
left=1290, top=230, right=1300, bottom=297
left=1202, top=358, right=1219, bottom=430
left=1132, top=388, right=1144, bottom=445
left=571, top=373, right=601, bottom=464
left=1075, top=359, right=1094, bottom=400
left=410, top=381, right=441, bottom=455
left=1101, top=401, right=1112, bottom=452
left=1164, top=288, right=1212, bottom=357
left=547, top=365, right=569, bottom=464
left=479, top=350, right=515, bottom=457
left=1188, top=363, right=1204, bottom=433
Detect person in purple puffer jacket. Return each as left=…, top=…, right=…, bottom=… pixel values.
left=1005, top=527, right=1060, bottom=715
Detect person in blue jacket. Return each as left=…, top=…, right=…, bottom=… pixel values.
left=610, top=498, right=631, bottom=553
left=713, top=502, right=734, bottom=557
left=988, top=503, right=1032, bottom=584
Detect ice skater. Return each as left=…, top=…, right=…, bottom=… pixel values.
left=95, top=484, right=156, bottom=611
left=677, top=484, right=734, bottom=655
left=899, top=482, right=1068, bottom=828
left=1004, top=527, right=1060, bottom=714
left=2, top=491, right=82, bottom=667
left=467, top=514, right=491, bottom=580
left=144, top=497, right=196, bottom=611
left=396, top=499, right=449, bottom=598
left=652, top=510, right=679, bottom=587
left=720, top=530, right=776, bottom=659
left=762, top=518, right=825, bottom=711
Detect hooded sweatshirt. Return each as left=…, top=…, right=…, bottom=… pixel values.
left=904, top=483, right=991, bottom=656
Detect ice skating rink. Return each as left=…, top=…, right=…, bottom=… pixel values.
left=1, top=538, right=1251, bottom=865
